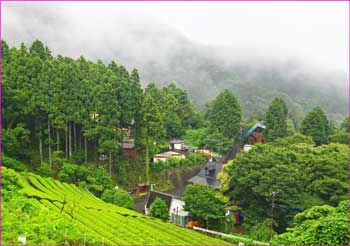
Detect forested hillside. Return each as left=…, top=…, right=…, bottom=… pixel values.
left=139, top=45, right=347, bottom=124
left=2, top=40, right=202, bottom=174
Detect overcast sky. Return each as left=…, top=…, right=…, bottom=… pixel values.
left=2, top=1, right=349, bottom=75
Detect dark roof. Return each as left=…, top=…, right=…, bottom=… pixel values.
left=244, top=123, right=266, bottom=139
left=145, top=191, right=174, bottom=210
left=187, top=161, right=223, bottom=189
left=121, top=143, right=135, bottom=149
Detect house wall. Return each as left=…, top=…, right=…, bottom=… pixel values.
left=243, top=144, right=252, bottom=152
left=169, top=198, right=185, bottom=216
left=174, top=143, right=183, bottom=150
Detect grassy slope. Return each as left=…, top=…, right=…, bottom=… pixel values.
left=11, top=170, right=228, bottom=245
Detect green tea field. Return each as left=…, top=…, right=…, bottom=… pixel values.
left=2, top=167, right=229, bottom=245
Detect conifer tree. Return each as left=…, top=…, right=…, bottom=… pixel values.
left=300, top=106, right=330, bottom=145
left=207, top=89, right=242, bottom=154
left=264, top=97, right=288, bottom=141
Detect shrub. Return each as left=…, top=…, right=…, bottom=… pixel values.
left=2, top=154, right=27, bottom=172
left=101, top=188, right=134, bottom=209
left=150, top=197, right=169, bottom=221
left=71, top=150, right=85, bottom=164
left=87, top=167, right=113, bottom=197
left=38, top=162, right=55, bottom=177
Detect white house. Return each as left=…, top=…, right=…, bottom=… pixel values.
left=145, top=191, right=189, bottom=227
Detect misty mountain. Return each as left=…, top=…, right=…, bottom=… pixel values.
left=136, top=41, right=347, bottom=124
left=4, top=3, right=347, bottom=124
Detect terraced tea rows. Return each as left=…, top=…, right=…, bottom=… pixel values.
left=20, top=172, right=228, bottom=245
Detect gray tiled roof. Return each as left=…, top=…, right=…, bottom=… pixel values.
left=187, top=161, right=223, bottom=189
left=145, top=191, right=174, bottom=209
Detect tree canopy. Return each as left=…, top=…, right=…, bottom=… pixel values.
left=219, top=136, right=347, bottom=232
left=183, top=184, right=228, bottom=228
left=300, top=106, right=330, bottom=146
left=150, top=197, right=169, bottom=221
left=264, top=97, right=288, bottom=141
left=273, top=201, right=349, bottom=244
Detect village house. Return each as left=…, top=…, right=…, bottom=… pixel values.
left=153, top=151, right=185, bottom=163
left=187, top=161, right=223, bottom=189
left=121, top=142, right=139, bottom=159
left=169, top=139, right=185, bottom=151
left=145, top=191, right=190, bottom=227
left=197, top=146, right=213, bottom=161
left=169, top=139, right=196, bottom=156
left=243, top=123, right=266, bottom=151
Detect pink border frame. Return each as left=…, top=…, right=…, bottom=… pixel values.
left=0, top=1, right=349, bottom=245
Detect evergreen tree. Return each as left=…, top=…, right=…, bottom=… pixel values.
left=264, top=97, right=288, bottom=141
left=207, top=89, right=242, bottom=154
left=2, top=40, right=10, bottom=64
left=340, top=116, right=349, bottom=132
left=139, top=92, right=166, bottom=182
left=29, top=39, right=51, bottom=60
left=300, top=106, right=330, bottom=146
left=129, top=69, right=144, bottom=141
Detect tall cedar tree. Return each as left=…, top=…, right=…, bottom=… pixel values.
left=264, top=97, right=288, bottom=141
left=140, top=91, right=166, bottom=181
left=300, top=106, right=330, bottom=146
left=208, top=89, right=242, bottom=155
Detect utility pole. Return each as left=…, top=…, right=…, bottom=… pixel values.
left=269, top=191, right=278, bottom=241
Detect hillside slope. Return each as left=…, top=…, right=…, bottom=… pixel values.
left=2, top=167, right=228, bottom=245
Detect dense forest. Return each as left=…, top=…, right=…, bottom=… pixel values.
left=2, top=39, right=205, bottom=178
left=2, top=40, right=349, bottom=244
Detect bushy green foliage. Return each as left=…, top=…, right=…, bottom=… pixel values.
left=54, top=160, right=113, bottom=197
left=273, top=133, right=314, bottom=147
left=183, top=184, right=228, bottom=228
left=101, top=188, right=134, bottom=209
left=2, top=124, right=31, bottom=160
left=340, top=116, right=349, bottom=132
left=219, top=140, right=347, bottom=232
left=300, top=106, right=330, bottom=146
left=2, top=153, right=28, bottom=172
left=329, top=129, right=348, bottom=144
left=2, top=167, right=25, bottom=192
left=58, top=163, right=90, bottom=183
left=264, top=97, right=288, bottom=141
left=246, top=218, right=275, bottom=242
left=273, top=201, right=349, bottom=244
left=150, top=197, right=169, bottom=221
left=183, top=128, right=209, bottom=147
left=37, top=162, right=55, bottom=177
left=86, top=167, right=113, bottom=197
